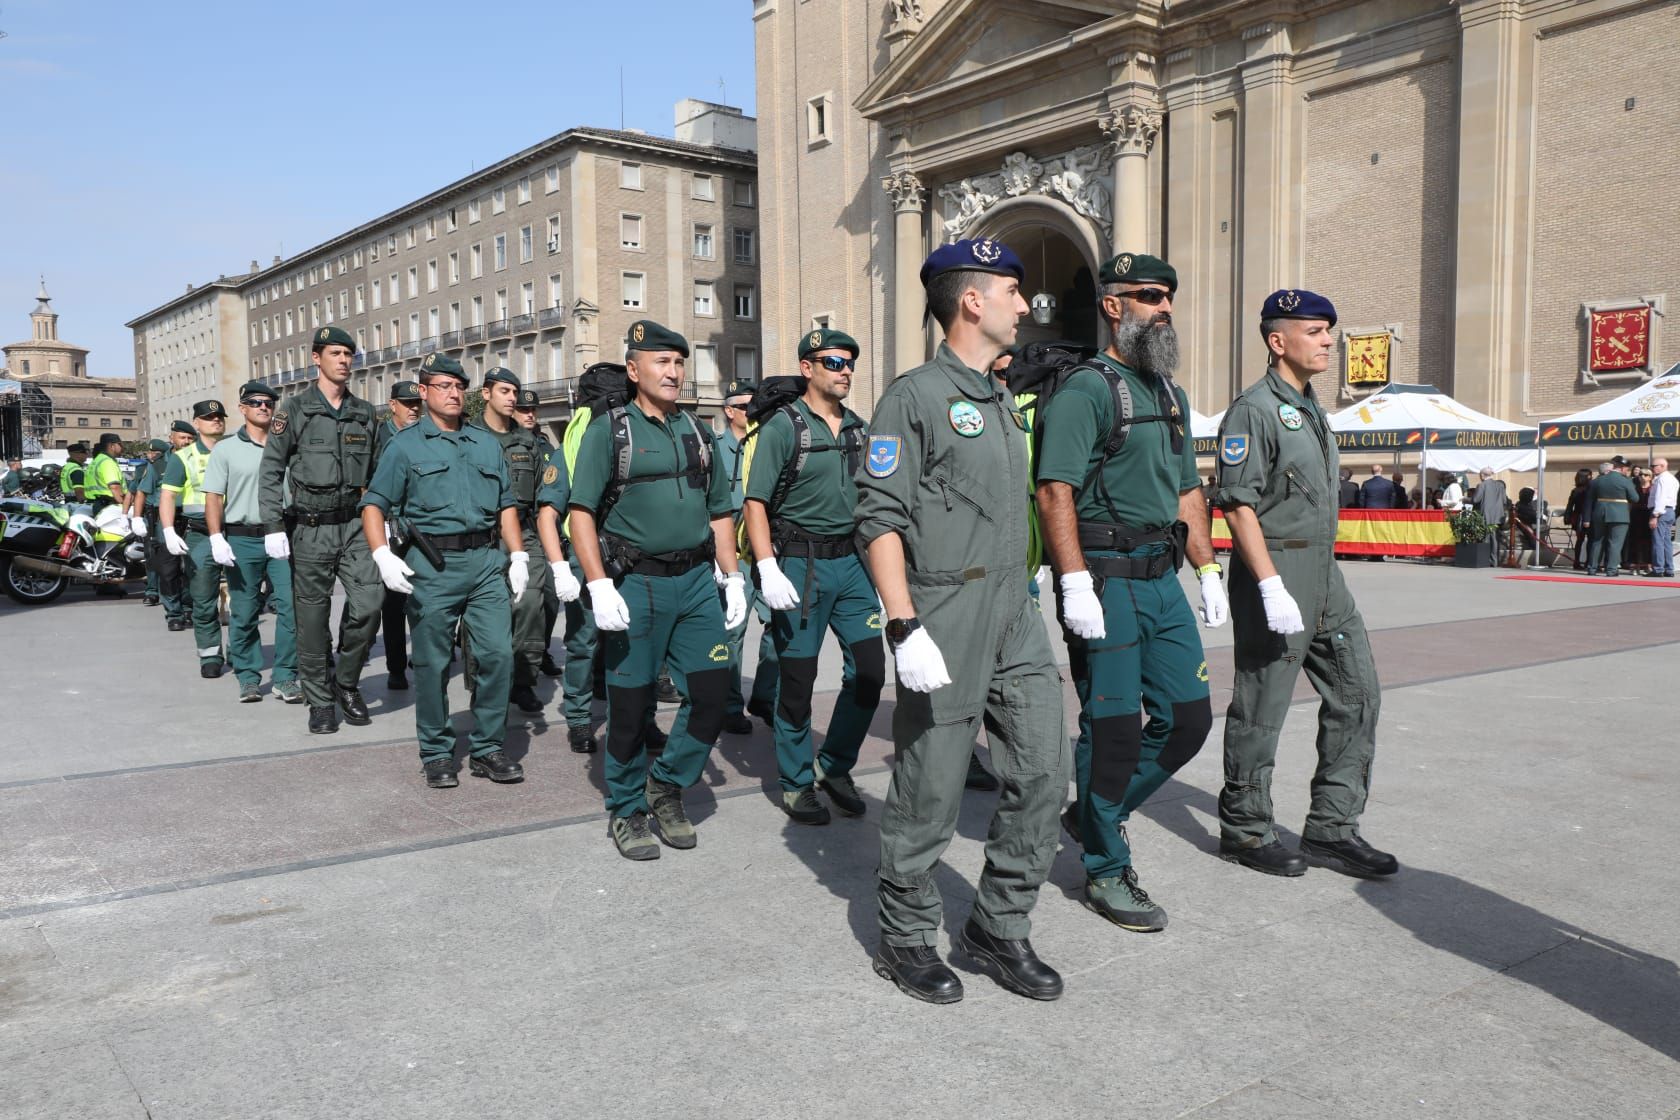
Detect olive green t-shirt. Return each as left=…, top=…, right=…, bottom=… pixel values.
left=1033, top=355, right=1200, bottom=529
left=743, top=399, right=867, bottom=537
left=567, top=401, right=732, bottom=555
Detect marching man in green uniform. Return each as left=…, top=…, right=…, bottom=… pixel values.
left=203, top=382, right=302, bottom=704
left=466, top=367, right=555, bottom=714
left=1214, top=289, right=1396, bottom=879
left=856, top=239, right=1068, bottom=1005
left=1034, top=252, right=1226, bottom=933
left=718, top=377, right=778, bottom=731
left=260, top=326, right=383, bottom=735
left=371, top=381, right=422, bottom=689
left=359, top=352, right=528, bottom=789
left=158, top=400, right=228, bottom=677
left=567, top=320, right=746, bottom=860
left=743, top=327, right=883, bottom=825
left=1587, top=457, right=1640, bottom=577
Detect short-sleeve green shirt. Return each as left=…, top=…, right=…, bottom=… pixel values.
left=1033, top=355, right=1200, bottom=529
left=536, top=446, right=571, bottom=511
left=743, top=399, right=868, bottom=537
left=567, top=401, right=732, bottom=555
left=358, top=414, right=514, bottom=535
left=200, top=427, right=269, bottom=525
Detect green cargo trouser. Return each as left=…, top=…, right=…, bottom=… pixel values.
left=1591, top=520, right=1629, bottom=574
left=600, top=562, right=731, bottom=817
left=226, top=533, right=297, bottom=687
left=460, top=531, right=554, bottom=693
left=1221, top=546, right=1379, bottom=846
left=408, top=544, right=513, bottom=762
left=726, top=587, right=778, bottom=717
left=185, top=529, right=225, bottom=667
left=289, top=518, right=382, bottom=709
left=1063, top=553, right=1212, bottom=880
left=879, top=575, right=1067, bottom=947
left=767, top=553, right=885, bottom=792
left=560, top=554, right=598, bottom=728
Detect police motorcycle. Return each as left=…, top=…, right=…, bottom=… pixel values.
left=0, top=496, right=143, bottom=604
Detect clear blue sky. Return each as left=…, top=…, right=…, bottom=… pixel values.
left=0, top=0, right=757, bottom=378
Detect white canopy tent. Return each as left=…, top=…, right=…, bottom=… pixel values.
left=1324, top=384, right=1543, bottom=474
left=1539, top=361, right=1680, bottom=446
left=1191, top=408, right=1222, bottom=440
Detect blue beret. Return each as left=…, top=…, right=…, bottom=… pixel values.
left=1261, top=288, right=1337, bottom=327
left=920, top=238, right=1025, bottom=288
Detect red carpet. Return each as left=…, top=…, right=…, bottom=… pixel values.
left=1497, top=572, right=1680, bottom=587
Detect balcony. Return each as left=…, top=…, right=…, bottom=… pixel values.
left=487, top=318, right=511, bottom=340
left=522, top=376, right=579, bottom=403
left=462, top=325, right=485, bottom=345
left=399, top=341, right=420, bottom=358
left=419, top=336, right=439, bottom=354
left=509, top=313, right=536, bottom=335
left=538, top=305, right=566, bottom=330
left=441, top=330, right=461, bottom=349
left=350, top=352, right=366, bottom=370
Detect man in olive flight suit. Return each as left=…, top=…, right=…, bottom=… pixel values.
left=260, top=326, right=383, bottom=735
left=568, top=320, right=747, bottom=861
left=360, top=352, right=528, bottom=789
left=856, top=238, right=1068, bottom=1005
left=1214, top=289, right=1397, bottom=880
left=158, top=400, right=228, bottom=677
left=1034, top=252, right=1227, bottom=933
left=743, top=327, right=883, bottom=826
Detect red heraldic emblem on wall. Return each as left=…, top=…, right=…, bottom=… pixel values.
left=1588, top=306, right=1651, bottom=372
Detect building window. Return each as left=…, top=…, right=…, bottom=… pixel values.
left=693, top=224, right=714, bottom=259
left=445, top=207, right=458, bottom=232
left=468, top=198, right=482, bottom=223
left=426, top=259, right=438, bottom=291
left=521, top=281, right=535, bottom=315
left=693, top=345, right=718, bottom=387
left=620, top=213, right=643, bottom=250
left=405, top=226, right=417, bottom=249
left=388, top=275, right=399, bottom=304
left=692, top=174, right=715, bottom=201
left=521, top=345, right=534, bottom=377
left=694, top=281, right=715, bottom=317
left=353, top=248, right=365, bottom=268
left=427, top=307, right=439, bottom=337
left=78, top=417, right=89, bottom=427
left=471, top=295, right=484, bottom=326
left=470, top=243, right=483, bottom=278
left=620, top=161, right=642, bottom=190
left=407, top=267, right=419, bottom=299
left=546, top=215, right=562, bottom=253
left=53, top=414, right=64, bottom=425
left=425, top=218, right=437, bottom=241
left=387, top=236, right=398, bottom=256
left=550, top=340, right=564, bottom=373
left=806, top=94, right=831, bottom=145
left=408, top=312, right=420, bottom=342
left=285, top=310, right=294, bottom=335
left=493, top=234, right=507, bottom=271
left=368, top=243, right=379, bottom=263
left=325, top=295, right=335, bottom=322
left=372, top=324, right=383, bottom=349
left=449, top=302, right=461, bottom=332
left=549, top=274, right=564, bottom=308
left=732, top=228, right=756, bottom=265
left=448, top=252, right=460, bottom=284
left=495, top=288, right=509, bottom=320
left=492, top=186, right=506, bottom=214
left=734, top=285, right=755, bottom=320
left=545, top=165, right=560, bottom=193
left=622, top=272, right=645, bottom=310
left=122, top=418, right=134, bottom=428
left=517, top=176, right=531, bottom=205
left=734, top=346, right=758, bottom=381
left=519, top=225, right=533, bottom=263
left=355, top=284, right=365, bottom=313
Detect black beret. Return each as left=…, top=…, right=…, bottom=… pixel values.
left=483, top=366, right=521, bottom=389
left=1099, top=252, right=1178, bottom=293
left=238, top=380, right=278, bottom=403
left=1261, top=288, right=1338, bottom=327
left=192, top=399, right=227, bottom=419
left=389, top=381, right=421, bottom=402
left=798, top=327, right=860, bottom=360
left=920, top=238, right=1025, bottom=288
left=625, top=319, right=689, bottom=357
left=310, top=326, right=357, bottom=353
left=723, top=379, right=754, bottom=401
left=515, top=389, right=540, bottom=409
left=169, top=420, right=196, bottom=435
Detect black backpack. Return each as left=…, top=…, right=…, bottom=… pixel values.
left=573, top=362, right=631, bottom=414
left=740, top=376, right=866, bottom=518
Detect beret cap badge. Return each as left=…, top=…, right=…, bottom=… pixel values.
left=1278, top=290, right=1301, bottom=312
left=632, top=323, right=645, bottom=343
left=1116, top=253, right=1133, bottom=275
left=972, top=239, right=1003, bottom=265
left=809, top=330, right=822, bottom=350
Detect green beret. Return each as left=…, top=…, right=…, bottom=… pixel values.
left=724, top=379, right=754, bottom=401
left=483, top=366, right=520, bottom=389
left=169, top=420, right=195, bottom=435
left=238, top=380, right=278, bottom=403
left=147, top=439, right=169, bottom=453
left=389, top=381, right=421, bottom=402
left=192, top=399, right=227, bottom=419
left=310, top=325, right=357, bottom=353
left=516, top=389, right=540, bottom=409
left=418, top=352, right=466, bottom=382
left=798, top=327, right=860, bottom=360
left=1099, top=252, right=1178, bottom=293
left=625, top=319, right=688, bottom=357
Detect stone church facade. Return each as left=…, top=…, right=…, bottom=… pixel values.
left=753, top=0, right=1678, bottom=447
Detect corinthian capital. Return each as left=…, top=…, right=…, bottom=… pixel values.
left=1100, top=104, right=1163, bottom=158
left=881, top=169, right=927, bottom=213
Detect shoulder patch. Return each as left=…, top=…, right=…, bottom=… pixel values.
left=1220, top=435, right=1249, bottom=466
left=1278, top=403, right=1304, bottom=431
left=865, top=435, right=902, bottom=478
left=542, top=464, right=559, bottom=486
left=270, top=410, right=288, bottom=436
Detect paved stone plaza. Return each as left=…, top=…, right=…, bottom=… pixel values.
left=1, top=561, right=1676, bottom=1118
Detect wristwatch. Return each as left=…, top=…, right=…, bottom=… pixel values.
left=885, top=617, right=922, bottom=646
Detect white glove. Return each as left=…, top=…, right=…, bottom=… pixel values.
left=264, top=532, right=290, bottom=560
left=163, top=525, right=189, bottom=556
left=1058, top=570, right=1106, bottom=640
left=130, top=516, right=147, bottom=537
left=722, top=571, right=748, bottom=628
left=713, top=562, right=729, bottom=587
left=508, top=551, right=530, bottom=600
left=756, top=558, right=800, bottom=611
left=210, top=532, right=236, bottom=567
left=1258, top=575, right=1305, bottom=635
left=1198, top=568, right=1229, bottom=628
left=550, top=559, right=581, bottom=602
left=892, top=627, right=952, bottom=693
left=371, top=544, right=415, bottom=594
left=588, top=578, right=631, bottom=631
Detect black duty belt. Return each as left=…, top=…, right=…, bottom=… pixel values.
left=773, top=522, right=855, bottom=560
left=1077, top=521, right=1172, bottom=552
left=1079, top=520, right=1187, bottom=579
left=286, top=506, right=360, bottom=528
left=182, top=516, right=210, bottom=535
left=431, top=529, right=495, bottom=552
left=626, top=547, right=712, bottom=578
left=223, top=523, right=267, bottom=539
left=1088, top=551, right=1176, bottom=581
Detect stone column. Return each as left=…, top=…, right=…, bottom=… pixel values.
left=1100, top=104, right=1162, bottom=253
left=883, top=170, right=927, bottom=376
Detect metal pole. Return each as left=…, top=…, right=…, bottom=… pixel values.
left=1528, top=428, right=1548, bottom=570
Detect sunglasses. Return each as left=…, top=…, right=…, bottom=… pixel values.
left=1120, top=287, right=1172, bottom=305
left=241, top=399, right=273, bottom=410
left=817, top=355, right=856, bottom=372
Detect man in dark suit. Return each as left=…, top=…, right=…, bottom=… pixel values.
left=1359, top=465, right=1398, bottom=509
left=1338, top=467, right=1360, bottom=508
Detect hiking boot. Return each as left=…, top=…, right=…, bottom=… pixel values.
left=609, top=811, right=661, bottom=861
left=567, top=723, right=597, bottom=753
left=468, top=751, right=524, bottom=783
left=540, top=652, right=563, bottom=677
left=1084, top=868, right=1167, bottom=932
left=817, top=770, right=866, bottom=818
left=644, top=774, right=696, bottom=849
left=335, top=682, right=371, bottom=726
left=958, top=918, right=1064, bottom=1000
left=200, top=662, right=224, bottom=680
left=510, top=684, right=543, bottom=714
left=1300, top=833, right=1399, bottom=879
left=872, top=943, right=963, bottom=1005
left=308, top=705, right=339, bottom=735
left=655, top=674, right=681, bottom=705
left=1220, top=837, right=1308, bottom=877
left=238, top=682, right=262, bottom=703
left=780, top=786, right=831, bottom=826
left=965, top=751, right=999, bottom=791
left=423, top=758, right=460, bottom=789
left=273, top=680, right=304, bottom=704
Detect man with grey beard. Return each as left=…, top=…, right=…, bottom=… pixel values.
left=1033, top=252, right=1226, bottom=933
